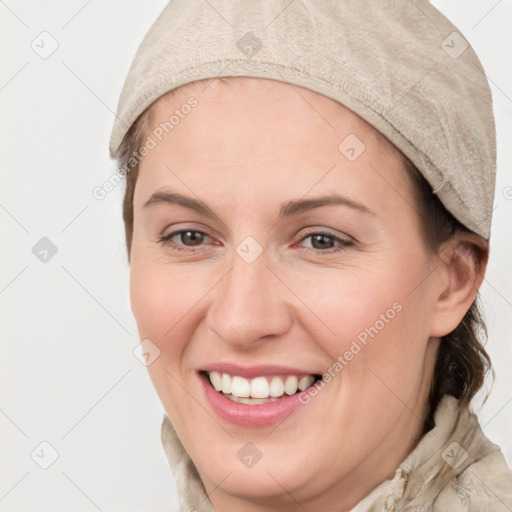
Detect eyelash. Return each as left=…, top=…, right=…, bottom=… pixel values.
left=157, top=229, right=353, bottom=254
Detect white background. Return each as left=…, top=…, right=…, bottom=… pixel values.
left=1, top=1, right=511, bottom=510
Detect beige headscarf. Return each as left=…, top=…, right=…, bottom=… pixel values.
left=110, top=0, right=496, bottom=239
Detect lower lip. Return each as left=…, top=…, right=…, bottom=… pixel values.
left=200, top=373, right=306, bottom=427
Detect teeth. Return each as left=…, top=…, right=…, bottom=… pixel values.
left=221, top=373, right=232, bottom=394
left=209, top=371, right=222, bottom=391
left=298, top=375, right=315, bottom=391
left=269, top=376, right=284, bottom=397
left=251, top=377, right=270, bottom=399
left=207, top=372, right=317, bottom=399
left=227, top=395, right=279, bottom=405
left=231, top=376, right=250, bottom=397
left=284, top=375, right=299, bottom=395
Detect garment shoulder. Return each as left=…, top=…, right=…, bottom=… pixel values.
left=433, top=449, right=512, bottom=511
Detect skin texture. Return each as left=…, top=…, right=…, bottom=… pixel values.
left=129, top=78, right=487, bottom=511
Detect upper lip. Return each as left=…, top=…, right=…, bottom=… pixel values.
left=200, top=362, right=319, bottom=379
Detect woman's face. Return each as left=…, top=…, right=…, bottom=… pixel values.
left=130, top=78, right=443, bottom=510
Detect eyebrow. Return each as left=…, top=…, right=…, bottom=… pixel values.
left=279, top=195, right=374, bottom=217
left=144, top=192, right=217, bottom=219
left=143, top=191, right=375, bottom=219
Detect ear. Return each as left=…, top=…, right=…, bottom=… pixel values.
left=429, top=232, right=489, bottom=338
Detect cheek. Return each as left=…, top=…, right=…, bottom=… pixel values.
left=129, top=252, right=206, bottom=341
left=286, top=256, right=432, bottom=378
left=296, top=267, right=433, bottom=443
left=130, top=266, right=171, bottom=342
left=129, top=259, right=197, bottom=415
left=129, top=255, right=208, bottom=421
left=285, top=267, right=402, bottom=349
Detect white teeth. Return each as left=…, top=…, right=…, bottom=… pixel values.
left=231, top=376, right=251, bottom=398
left=251, top=377, right=270, bottom=399
left=284, top=375, right=299, bottom=395
left=207, top=372, right=317, bottom=400
left=221, top=373, right=232, bottom=394
left=209, top=371, right=222, bottom=391
left=227, top=395, right=279, bottom=405
left=298, top=375, right=315, bottom=391
left=269, top=376, right=284, bottom=397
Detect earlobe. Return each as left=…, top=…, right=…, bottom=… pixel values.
left=429, top=233, right=489, bottom=338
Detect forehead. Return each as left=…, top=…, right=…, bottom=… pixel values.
left=134, top=77, right=412, bottom=211
left=147, top=79, right=397, bottom=159
left=149, top=77, right=386, bottom=149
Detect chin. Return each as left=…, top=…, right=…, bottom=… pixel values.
left=203, top=462, right=307, bottom=502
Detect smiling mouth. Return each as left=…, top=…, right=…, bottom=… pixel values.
left=202, top=371, right=322, bottom=405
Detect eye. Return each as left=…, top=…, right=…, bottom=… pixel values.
left=158, top=229, right=213, bottom=248
left=299, top=231, right=353, bottom=252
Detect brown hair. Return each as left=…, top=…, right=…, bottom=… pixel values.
left=114, top=80, right=492, bottom=429
left=403, top=159, right=492, bottom=428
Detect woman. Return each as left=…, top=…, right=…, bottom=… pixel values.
left=109, top=1, right=512, bottom=510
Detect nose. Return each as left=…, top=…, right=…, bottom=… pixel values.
left=205, top=251, right=292, bottom=350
